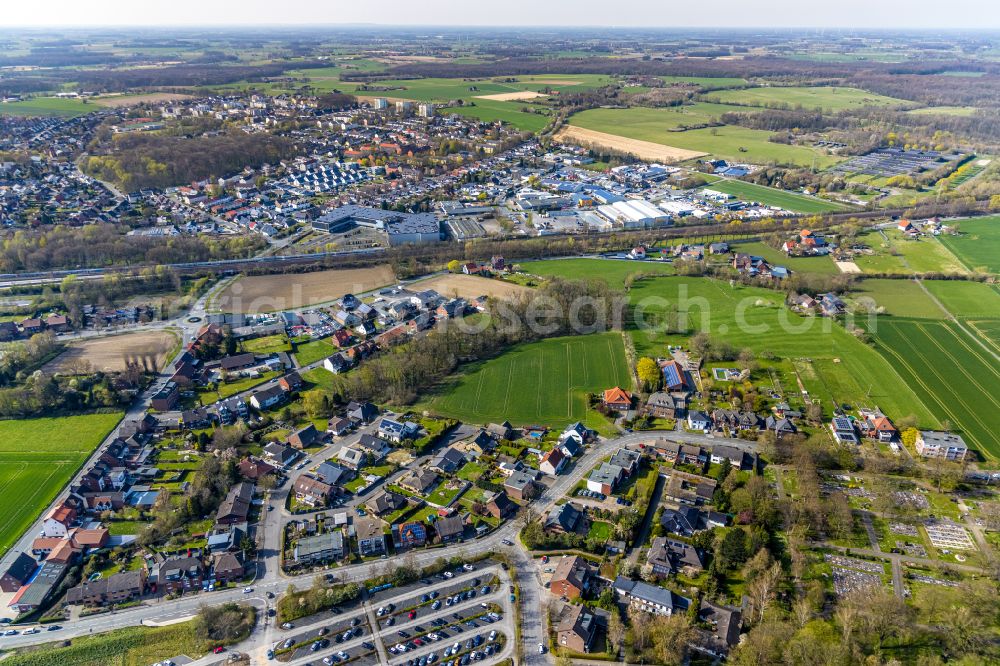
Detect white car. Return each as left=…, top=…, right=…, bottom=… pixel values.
left=243, top=587, right=253, bottom=593
left=443, top=571, right=454, bottom=579
left=539, top=643, right=545, bottom=654
left=463, top=564, right=474, bottom=571
left=23, top=628, right=40, bottom=635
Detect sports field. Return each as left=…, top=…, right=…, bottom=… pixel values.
left=851, top=279, right=946, bottom=319
left=704, top=86, right=910, bottom=112
left=566, top=106, right=842, bottom=168
left=938, top=216, right=1000, bottom=273
left=0, top=97, right=94, bottom=117
left=701, top=180, right=852, bottom=213
left=868, top=319, right=1000, bottom=459
left=626, top=276, right=939, bottom=426
left=0, top=413, right=123, bottom=556
left=419, top=332, right=631, bottom=429
left=520, top=258, right=674, bottom=286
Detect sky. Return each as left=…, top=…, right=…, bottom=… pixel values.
left=3, top=0, right=999, bottom=29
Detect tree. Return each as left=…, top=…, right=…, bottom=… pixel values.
left=636, top=357, right=662, bottom=392
left=737, top=348, right=756, bottom=372
left=716, top=528, right=749, bottom=570
left=746, top=561, right=783, bottom=624
left=303, top=390, right=331, bottom=419
left=195, top=603, right=256, bottom=645
left=447, top=259, right=462, bottom=273
left=607, top=610, right=626, bottom=659
left=649, top=614, right=696, bottom=665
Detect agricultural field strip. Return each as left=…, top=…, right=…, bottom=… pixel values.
left=872, top=321, right=1000, bottom=456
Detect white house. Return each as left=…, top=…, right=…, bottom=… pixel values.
left=687, top=411, right=711, bottom=431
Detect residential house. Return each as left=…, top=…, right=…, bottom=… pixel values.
left=369, top=490, right=408, bottom=516
left=288, top=424, right=320, bottom=449
left=550, top=555, right=593, bottom=600
left=602, top=387, right=633, bottom=412
left=216, top=482, right=254, bottom=525
left=212, top=551, right=245, bottom=583
left=609, top=448, right=642, bottom=477
left=293, top=475, right=335, bottom=507
left=557, top=603, right=598, bottom=653
left=559, top=422, right=592, bottom=449
left=220, top=353, right=257, bottom=373
left=830, top=416, right=859, bottom=444
left=150, top=382, right=180, bottom=411
left=544, top=502, right=584, bottom=534
left=378, top=418, right=420, bottom=443
left=435, top=514, right=465, bottom=543
left=540, top=447, right=567, bottom=476
left=394, top=522, right=428, bottom=549
left=278, top=372, right=303, bottom=392
left=64, top=570, right=146, bottom=607
left=42, top=504, right=77, bottom=538
left=157, top=557, right=204, bottom=594
left=698, top=601, right=743, bottom=655
left=613, top=576, right=691, bottom=617
left=660, top=360, right=690, bottom=392
left=660, top=506, right=728, bottom=537
left=238, top=457, right=277, bottom=482
left=314, top=461, right=353, bottom=487
left=347, top=401, right=379, bottom=424
left=263, top=442, right=298, bottom=467
left=486, top=421, right=515, bottom=441
left=7, top=562, right=67, bottom=612
left=819, top=293, right=846, bottom=316
left=486, top=492, right=517, bottom=520
left=250, top=384, right=286, bottom=410
left=293, top=532, right=345, bottom=565
left=322, top=353, right=351, bottom=374
left=664, top=471, right=717, bottom=506
left=0, top=553, right=37, bottom=593
left=709, top=445, right=754, bottom=471
left=764, top=415, right=797, bottom=435
left=645, top=392, right=685, bottom=419
left=328, top=417, right=352, bottom=436
left=587, top=463, right=623, bottom=495
left=400, top=469, right=439, bottom=495
left=355, top=517, right=386, bottom=556
left=504, top=470, right=539, bottom=501
left=647, top=536, right=705, bottom=576
left=712, top=409, right=761, bottom=432
left=916, top=431, right=968, bottom=461
left=860, top=412, right=897, bottom=442
left=430, top=447, right=467, bottom=475
left=686, top=411, right=711, bottom=431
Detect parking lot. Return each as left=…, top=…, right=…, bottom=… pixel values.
left=277, top=562, right=514, bottom=666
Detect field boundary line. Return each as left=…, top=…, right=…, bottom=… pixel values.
left=937, top=322, right=1000, bottom=384
left=915, top=323, right=1000, bottom=407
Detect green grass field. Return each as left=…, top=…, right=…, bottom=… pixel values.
left=0, top=413, right=123, bottom=556
left=938, top=216, right=1000, bottom=273
left=417, top=332, right=631, bottom=429
left=732, top=241, right=840, bottom=275
left=702, top=180, right=852, bottom=213
left=519, top=258, right=674, bottom=286
left=868, top=319, right=1000, bottom=459
left=851, top=279, right=946, bottom=319
left=853, top=230, right=969, bottom=275
left=704, top=86, right=910, bottom=112
left=906, top=106, right=982, bottom=117
left=923, top=281, right=1000, bottom=318
left=241, top=334, right=292, bottom=354
left=626, top=276, right=940, bottom=426
left=567, top=105, right=842, bottom=168
left=0, top=97, right=95, bottom=117
left=294, top=338, right=337, bottom=366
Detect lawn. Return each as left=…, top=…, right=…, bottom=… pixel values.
left=197, top=371, right=279, bottom=405
left=704, top=86, right=910, bottom=112
left=851, top=279, right=946, bottom=319
left=853, top=230, right=969, bottom=275
left=923, top=281, right=1000, bottom=318
left=241, top=334, right=292, bottom=354
left=867, top=319, right=1000, bottom=459
left=519, top=258, right=674, bottom=287
left=732, top=241, right=840, bottom=275
left=587, top=521, right=613, bottom=541
left=417, top=331, right=631, bottom=429
left=938, top=215, right=1000, bottom=273
left=301, top=367, right=338, bottom=391
left=294, top=337, right=337, bottom=366
left=1, top=620, right=208, bottom=666
left=701, top=179, right=852, bottom=214
left=626, top=276, right=940, bottom=427
left=0, top=413, right=123, bottom=556
left=907, top=106, right=982, bottom=117
left=0, top=97, right=95, bottom=117
left=456, top=461, right=486, bottom=482
left=426, top=483, right=467, bottom=507
left=566, top=105, right=843, bottom=168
